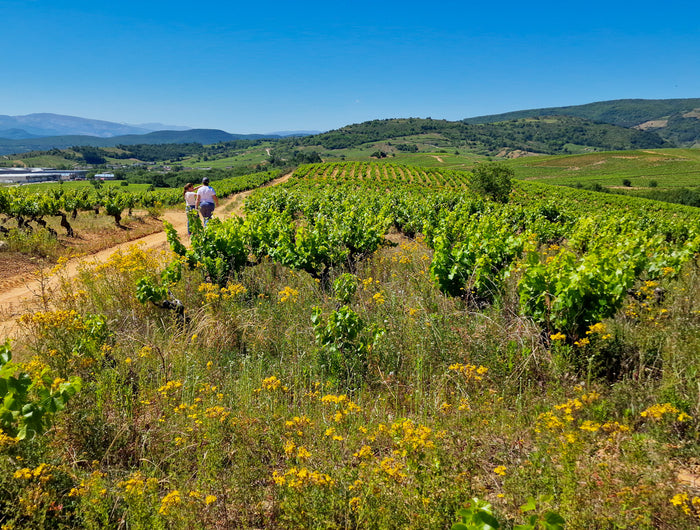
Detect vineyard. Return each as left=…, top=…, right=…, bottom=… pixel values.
left=1, top=161, right=700, bottom=528
left=0, top=171, right=279, bottom=238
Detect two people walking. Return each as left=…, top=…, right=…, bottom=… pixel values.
left=184, top=177, right=219, bottom=234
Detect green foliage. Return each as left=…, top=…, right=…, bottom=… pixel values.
left=452, top=498, right=500, bottom=529
left=135, top=277, right=168, bottom=305
left=0, top=341, right=81, bottom=440
left=332, top=273, right=358, bottom=304
left=312, top=305, right=384, bottom=389
left=451, top=497, right=565, bottom=530
left=515, top=497, right=566, bottom=530
left=166, top=215, right=248, bottom=287
left=470, top=162, right=514, bottom=202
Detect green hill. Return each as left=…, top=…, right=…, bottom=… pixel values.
left=290, top=115, right=670, bottom=155
left=462, top=98, right=700, bottom=147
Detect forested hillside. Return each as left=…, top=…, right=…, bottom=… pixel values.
left=462, top=98, right=700, bottom=147
left=288, top=116, right=669, bottom=155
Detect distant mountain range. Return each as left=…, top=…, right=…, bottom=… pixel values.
left=1, top=99, right=698, bottom=157
left=0, top=129, right=284, bottom=156
left=0, top=113, right=191, bottom=139
left=0, top=113, right=323, bottom=155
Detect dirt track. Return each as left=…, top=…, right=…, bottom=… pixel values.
left=0, top=172, right=291, bottom=340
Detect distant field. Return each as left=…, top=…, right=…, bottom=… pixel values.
left=178, top=142, right=275, bottom=169
left=303, top=142, right=486, bottom=170
left=505, top=148, right=700, bottom=189
left=1, top=154, right=79, bottom=168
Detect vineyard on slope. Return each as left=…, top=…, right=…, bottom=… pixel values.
left=2, top=161, right=700, bottom=528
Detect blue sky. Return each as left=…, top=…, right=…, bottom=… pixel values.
left=1, top=0, right=699, bottom=133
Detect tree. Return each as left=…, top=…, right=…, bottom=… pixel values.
left=470, top=162, right=514, bottom=202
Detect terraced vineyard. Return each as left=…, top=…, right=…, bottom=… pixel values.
left=2, top=161, right=700, bottom=528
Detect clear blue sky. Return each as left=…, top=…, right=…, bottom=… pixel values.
left=1, top=0, right=698, bottom=133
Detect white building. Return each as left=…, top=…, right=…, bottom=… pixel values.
left=0, top=168, right=88, bottom=184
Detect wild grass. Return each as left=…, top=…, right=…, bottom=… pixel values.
left=2, top=230, right=699, bottom=528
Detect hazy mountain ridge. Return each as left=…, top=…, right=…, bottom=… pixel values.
left=1, top=99, right=698, bottom=157
left=0, top=129, right=281, bottom=156
left=0, top=113, right=160, bottom=138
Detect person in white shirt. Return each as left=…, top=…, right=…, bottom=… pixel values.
left=183, top=182, right=200, bottom=235
left=195, top=177, right=219, bottom=226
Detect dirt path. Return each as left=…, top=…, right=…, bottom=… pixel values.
left=0, top=172, right=292, bottom=339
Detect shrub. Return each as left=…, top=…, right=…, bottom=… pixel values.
left=469, top=162, right=514, bottom=202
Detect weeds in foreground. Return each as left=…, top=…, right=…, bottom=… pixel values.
left=2, top=242, right=699, bottom=528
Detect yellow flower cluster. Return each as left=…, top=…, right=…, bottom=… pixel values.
left=324, top=426, right=344, bottom=441
left=554, top=398, right=584, bottom=421
left=587, top=322, right=606, bottom=334
left=117, top=472, right=159, bottom=496
left=361, top=277, right=379, bottom=290
left=203, top=406, right=230, bottom=423
left=93, top=245, right=166, bottom=275
left=198, top=282, right=219, bottom=303
left=375, top=457, right=406, bottom=482
left=19, top=309, right=84, bottom=331
left=186, top=489, right=217, bottom=505
left=579, top=420, right=602, bottom=432
left=550, top=332, right=566, bottom=341
left=640, top=403, right=691, bottom=422
left=198, top=281, right=247, bottom=303
left=222, top=283, right=246, bottom=299
left=0, top=428, right=18, bottom=448
left=13, top=463, right=52, bottom=483
left=158, top=490, right=182, bottom=515
left=353, top=445, right=373, bottom=459
left=61, top=288, right=89, bottom=305
left=278, top=286, right=299, bottom=303
left=670, top=492, right=700, bottom=518
left=50, top=255, right=70, bottom=275
left=391, top=252, right=412, bottom=265
left=493, top=466, right=507, bottom=476
left=273, top=467, right=335, bottom=490
left=285, top=415, right=313, bottom=431
left=372, top=291, right=386, bottom=305
left=601, top=421, right=630, bottom=434
left=320, top=394, right=362, bottom=422
left=386, top=419, right=436, bottom=453
left=158, top=380, right=183, bottom=398
left=283, top=439, right=312, bottom=459
left=585, top=322, right=612, bottom=340
left=68, top=471, right=106, bottom=497
left=255, top=375, right=288, bottom=393
left=448, top=363, right=488, bottom=382
left=18, top=358, right=48, bottom=382
left=536, top=392, right=603, bottom=434
left=536, top=411, right=565, bottom=432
